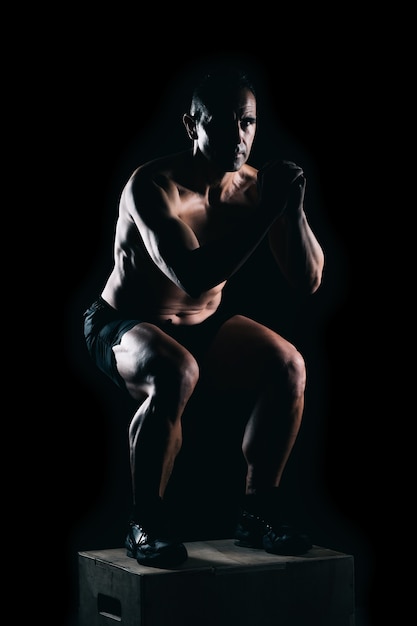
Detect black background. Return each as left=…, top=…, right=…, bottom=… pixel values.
left=35, top=20, right=408, bottom=626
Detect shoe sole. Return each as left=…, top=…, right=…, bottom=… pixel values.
left=127, top=544, right=188, bottom=568
left=234, top=539, right=263, bottom=549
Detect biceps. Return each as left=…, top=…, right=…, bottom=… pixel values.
left=138, top=216, right=200, bottom=282
left=127, top=176, right=200, bottom=286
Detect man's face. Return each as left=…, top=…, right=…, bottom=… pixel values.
left=195, top=87, right=257, bottom=172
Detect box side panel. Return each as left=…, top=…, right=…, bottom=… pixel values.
left=78, top=554, right=143, bottom=626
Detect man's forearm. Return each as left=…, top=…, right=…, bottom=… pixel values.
left=176, top=213, right=278, bottom=297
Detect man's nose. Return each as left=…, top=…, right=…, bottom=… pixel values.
left=223, top=119, right=243, bottom=142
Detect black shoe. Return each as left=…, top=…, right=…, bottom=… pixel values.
left=263, top=523, right=312, bottom=556
left=125, top=521, right=188, bottom=568
left=234, top=510, right=268, bottom=548
left=234, top=509, right=312, bottom=556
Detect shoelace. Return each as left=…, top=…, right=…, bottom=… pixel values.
left=130, top=523, right=151, bottom=546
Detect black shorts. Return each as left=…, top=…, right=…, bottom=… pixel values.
left=83, top=297, right=233, bottom=390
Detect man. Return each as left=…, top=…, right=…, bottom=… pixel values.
left=83, top=63, right=325, bottom=568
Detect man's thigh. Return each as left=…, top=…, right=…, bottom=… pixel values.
left=202, top=314, right=294, bottom=391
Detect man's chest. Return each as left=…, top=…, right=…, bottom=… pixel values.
left=177, top=196, right=255, bottom=244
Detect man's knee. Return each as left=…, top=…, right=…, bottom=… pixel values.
left=152, top=346, right=200, bottom=398
left=176, top=348, right=200, bottom=393
left=269, top=344, right=306, bottom=394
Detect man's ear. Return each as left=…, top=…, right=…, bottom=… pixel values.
left=183, top=113, right=198, bottom=140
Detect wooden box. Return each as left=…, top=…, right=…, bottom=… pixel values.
left=78, top=539, right=355, bottom=626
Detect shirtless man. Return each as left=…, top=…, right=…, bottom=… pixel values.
left=83, top=64, right=325, bottom=568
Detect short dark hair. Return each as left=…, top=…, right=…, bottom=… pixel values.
left=190, top=64, right=257, bottom=121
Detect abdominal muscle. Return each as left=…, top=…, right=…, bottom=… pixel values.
left=151, top=285, right=225, bottom=325
left=101, top=265, right=226, bottom=326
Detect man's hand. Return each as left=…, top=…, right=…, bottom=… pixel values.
left=257, top=160, right=305, bottom=219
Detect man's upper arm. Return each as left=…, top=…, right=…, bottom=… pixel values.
left=126, top=173, right=199, bottom=290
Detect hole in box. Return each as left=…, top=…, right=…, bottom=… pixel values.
left=97, top=593, right=122, bottom=621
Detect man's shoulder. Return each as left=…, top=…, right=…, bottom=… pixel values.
left=234, top=163, right=259, bottom=198
left=239, top=162, right=258, bottom=182
left=133, top=151, right=190, bottom=179
left=125, top=151, right=189, bottom=196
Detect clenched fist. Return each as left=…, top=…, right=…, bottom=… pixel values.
left=257, top=160, right=305, bottom=219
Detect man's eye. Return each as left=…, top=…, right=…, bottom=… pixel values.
left=241, top=119, right=256, bottom=129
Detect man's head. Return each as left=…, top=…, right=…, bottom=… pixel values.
left=183, top=65, right=258, bottom=172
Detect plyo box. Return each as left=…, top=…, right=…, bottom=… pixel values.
left=78, top=539, right=355, bottom=626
